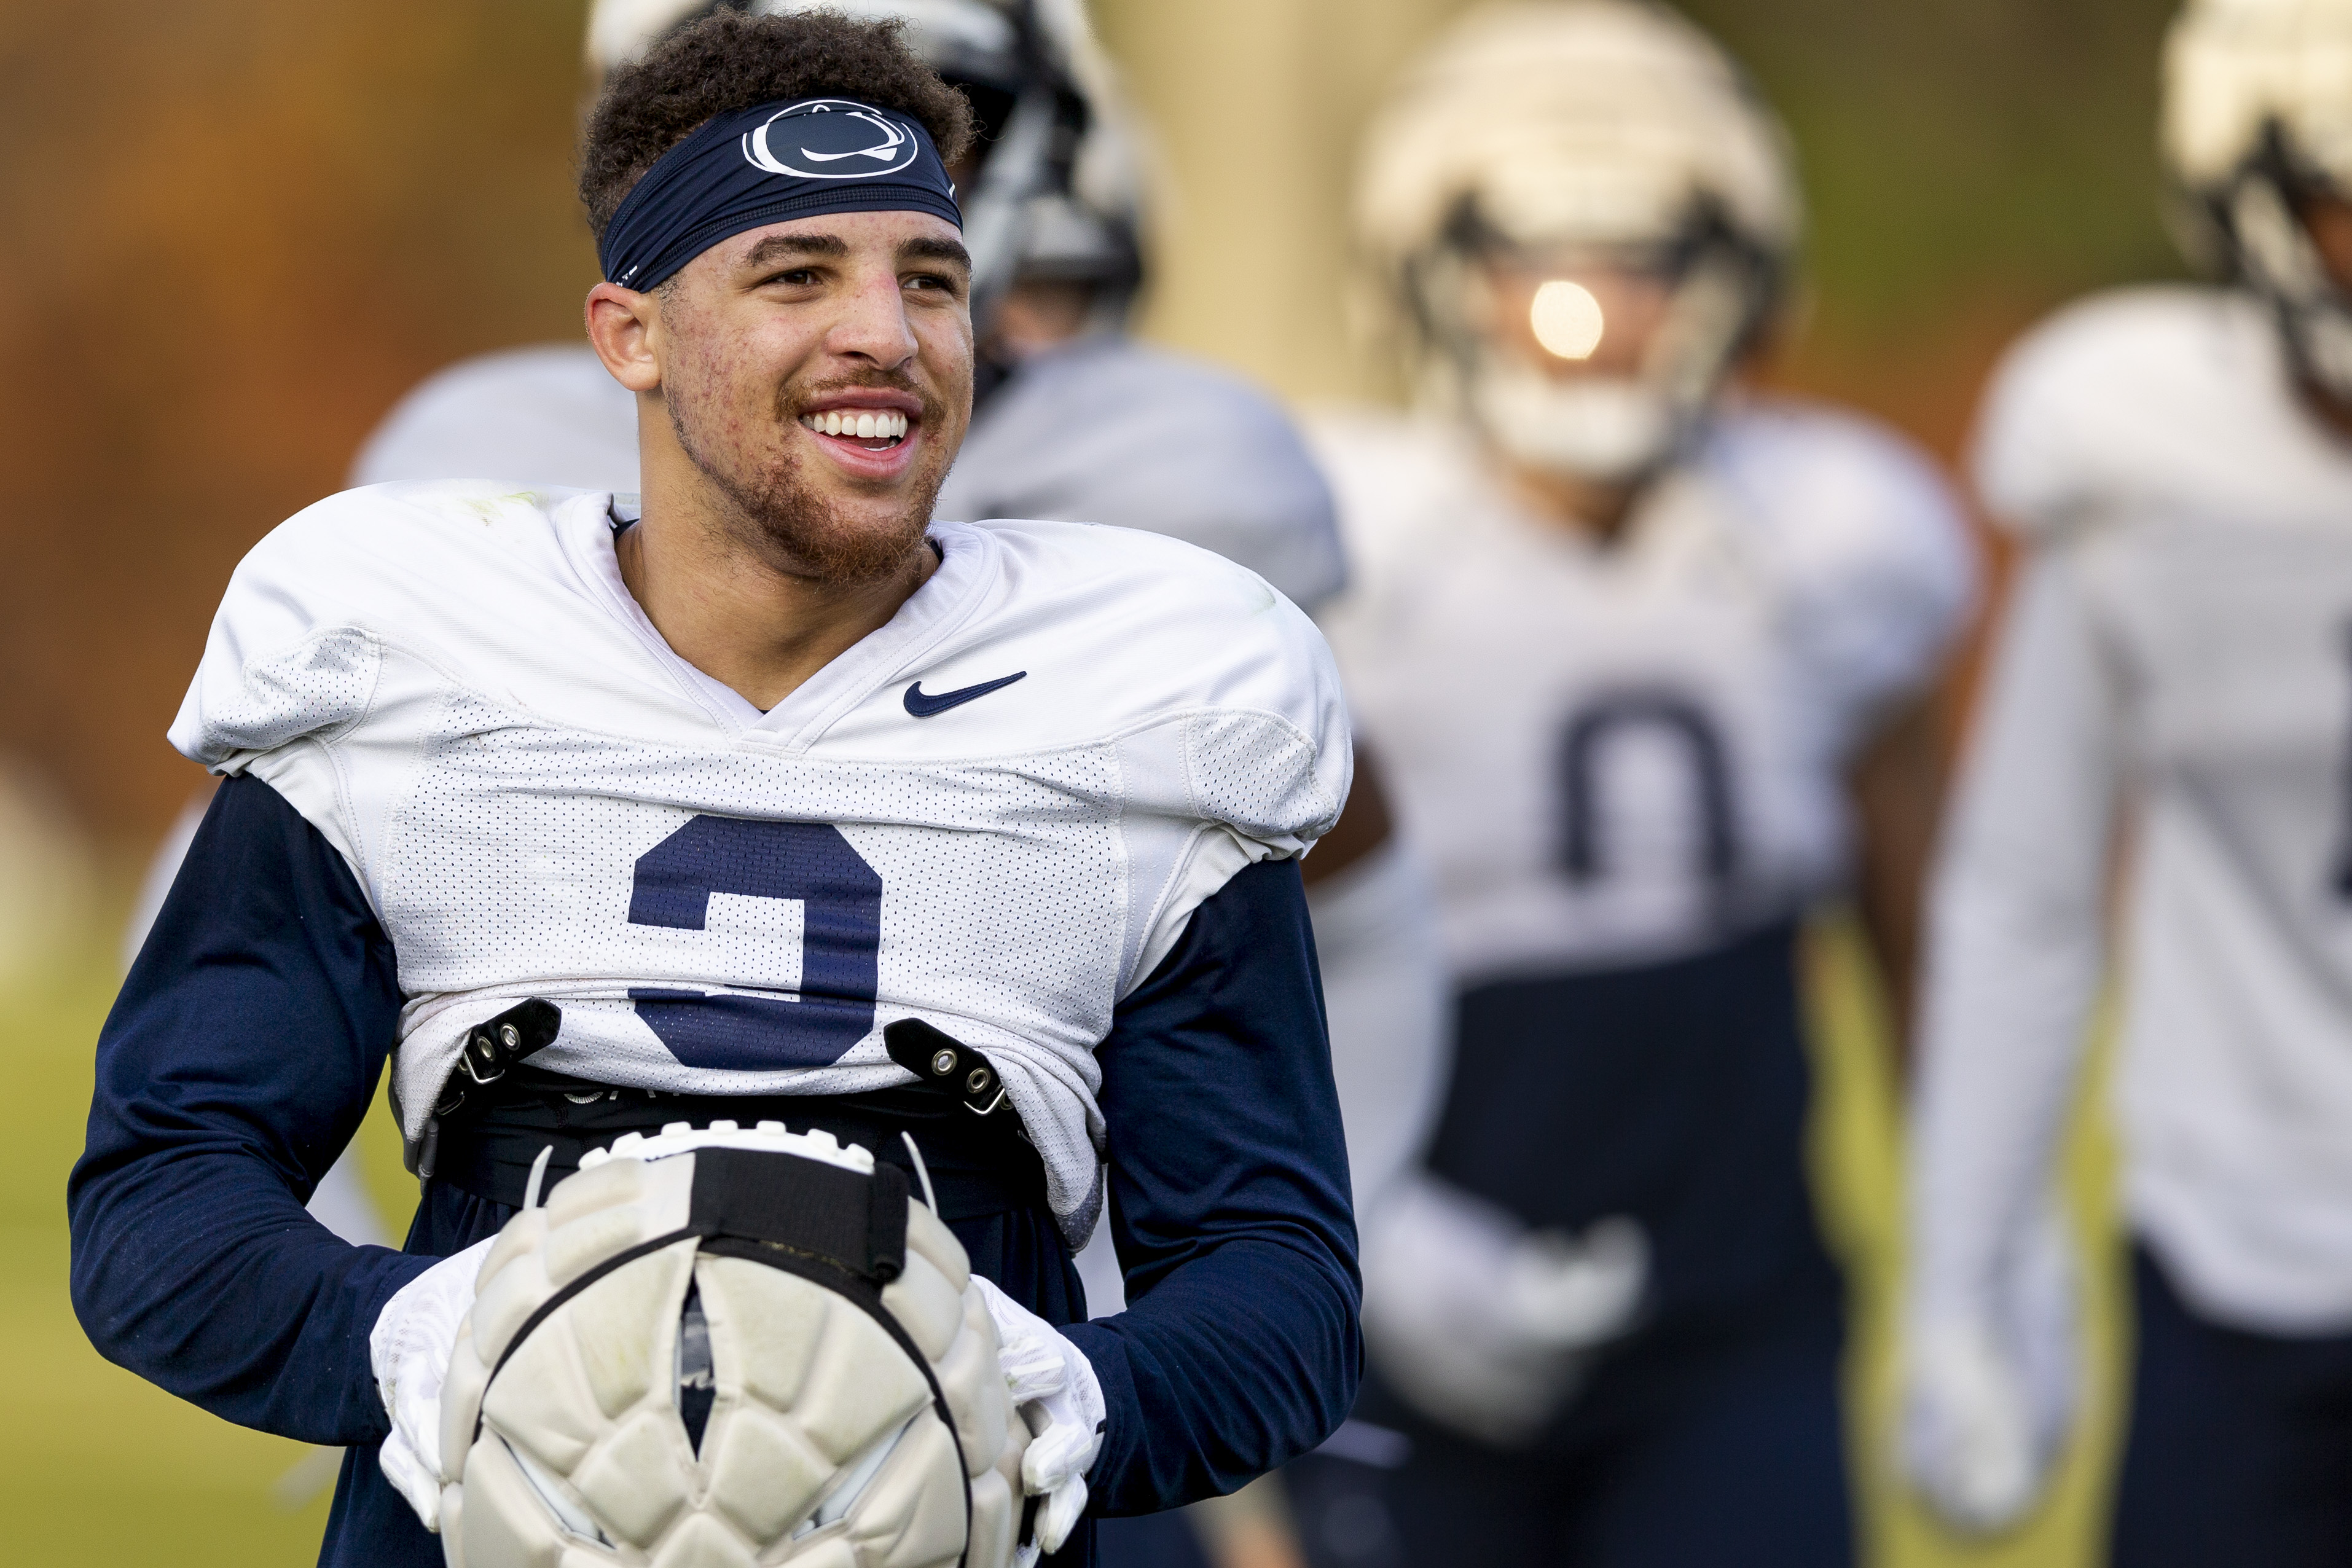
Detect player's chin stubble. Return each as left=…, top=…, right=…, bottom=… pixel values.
left=668, top=376, right=949, bottom=587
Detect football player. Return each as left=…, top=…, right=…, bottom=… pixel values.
left=68, top=14, right=1359, bottom=1568
left=1288, top=5, right=1977, bottom=1565
left=130, top=0, right=1450, bottom=1344
left=356, top=0, right=1450, bottom=1282
left=1902, top=1, right=2352, bottom=1559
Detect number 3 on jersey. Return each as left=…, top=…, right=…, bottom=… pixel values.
left=626, top=815, right=882, bottom=1069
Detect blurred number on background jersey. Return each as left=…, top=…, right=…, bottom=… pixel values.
left=1558, top=692, right=1741, bottom=884
left=2337, top=623, right=2352, bottom=900
left=625, top=815, right=884, bottom=1068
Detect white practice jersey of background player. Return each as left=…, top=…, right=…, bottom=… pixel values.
left=174, top=482, right=1348, bottom=1240
left=1315, top=398, right=1972, bottom=980
left=1910, top=284, right=2352, bottom=1416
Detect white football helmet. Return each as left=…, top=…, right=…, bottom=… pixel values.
left=433, top=1123, right=1030, bottom=1568
left=586, top=0, right=1150, bottom=332
left=2165, top=0, right=2352, bottom=398
left=1354, top=1, right=1801, bottom=482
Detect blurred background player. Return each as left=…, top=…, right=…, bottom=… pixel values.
left=152, top=1, right=1448, bottom=1560
left=1289, top=4, right=1977, bottom=1564
left=1902, top=0, right=2352, bottom=1559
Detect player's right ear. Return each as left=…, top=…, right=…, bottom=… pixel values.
left=586, top=281, right=664, bottom=394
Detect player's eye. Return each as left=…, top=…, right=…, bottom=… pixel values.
left=761, top=267, right=822, bottom=288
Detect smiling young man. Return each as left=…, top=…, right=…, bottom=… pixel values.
left=67, top=14, right=1358, bottom=1567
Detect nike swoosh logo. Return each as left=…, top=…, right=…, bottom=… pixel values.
left=904, top=671, right=1026, bottom=717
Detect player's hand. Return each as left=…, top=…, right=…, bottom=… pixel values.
left=1362, top=1173, right=1648, bottom=1447
left=1902, top=1318, right=2050, bottom=1533
left=1902, top=1197, right=2079, bottom=1534
left=970, top=1273, right=1105, bottom=1564
left=370, top=1237, right=494, bottom=1531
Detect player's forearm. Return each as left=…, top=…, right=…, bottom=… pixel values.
left=69, top=772, right=421, bottom=1441
left=1908, top=553, right=2119, bottom=1322
left=1064, top=1233, right=1358, bottom=1513
left=69, top=1131, right=429, bottom=1443
left=1081, top=855, right=1363, bottom=1512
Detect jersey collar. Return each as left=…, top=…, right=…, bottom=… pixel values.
left=558, top=498, right=1002, bottom=750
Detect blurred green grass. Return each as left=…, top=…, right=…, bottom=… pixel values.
left=5, top=904, right=2119, bottom=1566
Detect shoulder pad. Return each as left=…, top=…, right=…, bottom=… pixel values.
left=1969, top=285, right=2276, bottom=539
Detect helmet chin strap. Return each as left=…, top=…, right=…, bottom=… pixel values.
left=2226, top=172, right=2352, bottom=404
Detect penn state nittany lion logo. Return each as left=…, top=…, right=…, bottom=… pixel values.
left=742, top=98, right=919, bottom=181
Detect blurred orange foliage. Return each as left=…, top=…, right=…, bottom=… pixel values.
left=0, top=1, right=595, bottom=838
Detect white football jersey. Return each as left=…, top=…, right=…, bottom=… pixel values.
left=1916, top=286, right=2352, bottom=1332
left=1312, top=399, right=1972, bottom=981
left=168, top=484, right=1349, bottom=1237
left=351, top=339, right=1347, bottom=610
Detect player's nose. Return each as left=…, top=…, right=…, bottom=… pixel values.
left=824, top=266, right=920, bottom=370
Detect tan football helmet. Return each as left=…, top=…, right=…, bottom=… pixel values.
left=1354, top=1, right=1801, bottom=482
left=2165, top=0, right=2352, bottom=396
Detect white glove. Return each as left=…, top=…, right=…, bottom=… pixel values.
left=970, top=1273, right=1105, bottom=1564
left=1362, top=1173, right=1648, bottom=1448
left=1901, top=1204, right=2079, bottom=1534
left=370, top=1237, right=493, bottom=1531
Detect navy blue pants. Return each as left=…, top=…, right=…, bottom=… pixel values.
left=2111, top=1245, right=2352, bottom=1567
left=318, top=1176, right=1096, bottom=1568
left=1282, top=923, right=1852, bottom=1568
left=1284, top=1289, right=1849, bottom=1568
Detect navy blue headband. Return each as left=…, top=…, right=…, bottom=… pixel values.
left=598, top=96, right=962, bottom=292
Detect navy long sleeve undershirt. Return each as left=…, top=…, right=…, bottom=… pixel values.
left=1076, top=849, right=1362, bottom=1512
left=69, top=772, right=423, bottom=1445
left=69, top=772, right=1358, bottom=1508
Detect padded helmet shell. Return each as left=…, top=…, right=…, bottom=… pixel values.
left=434, top=1124, right=1027, bottom=1568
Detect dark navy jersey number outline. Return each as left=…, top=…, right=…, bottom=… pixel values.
left=904, top=671, right=1025, bottom=717
left=2335, top=622, right=2352, bottom=900
left=627, top=815, right=882, bottom=1069
left=1558, top=689, right=1741, bottom=887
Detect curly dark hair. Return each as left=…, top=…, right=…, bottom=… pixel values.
left=579, top=10, right=976, bottom=241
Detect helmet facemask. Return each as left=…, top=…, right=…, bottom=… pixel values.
left=2200, top=128, right=2352, bottom=402
left=1405, top=200, right=1779, bottom=485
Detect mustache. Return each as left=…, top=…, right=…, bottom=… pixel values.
left=783, top=370, right=949, bottom=426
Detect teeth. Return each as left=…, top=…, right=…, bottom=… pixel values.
left=799, top=410, right=908, bottom=440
